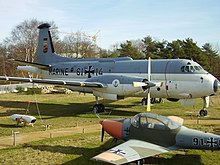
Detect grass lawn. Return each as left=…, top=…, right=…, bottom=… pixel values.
left=0, top=92, right=219, bottom=164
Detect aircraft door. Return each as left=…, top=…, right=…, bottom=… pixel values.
left=165, top=61, right=179, bottom=97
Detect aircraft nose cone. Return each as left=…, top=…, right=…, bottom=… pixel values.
left=100, top=119, right=123, bottom=139
left=213, top=79, right=219, bottom=93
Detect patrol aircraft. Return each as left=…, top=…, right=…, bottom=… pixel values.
left=0, top=23, right=219, bottom=116
left=92, top=112, right=220, bottom=164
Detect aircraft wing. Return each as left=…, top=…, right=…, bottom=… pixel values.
left=92, top=139, right=177, bottom=165
left=0, top=76, right=106, bottom=88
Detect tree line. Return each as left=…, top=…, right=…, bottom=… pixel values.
left=0, top=19, right=219, bottom=80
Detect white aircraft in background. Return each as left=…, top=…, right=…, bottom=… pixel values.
left=0, top=23, right=219, bottom=116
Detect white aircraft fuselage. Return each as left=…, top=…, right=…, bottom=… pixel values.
left=19, top=58, right=218, bottom=101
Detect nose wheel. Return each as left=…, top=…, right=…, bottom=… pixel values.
left=92, top=96, right=105, bottom=113
left=93, top=104, right=105, bottom=113
left=199, top=96, right=209, bottom=117
left=199, top=109, right=208, bottom=117
left=141, top=98, right=162, bottom=105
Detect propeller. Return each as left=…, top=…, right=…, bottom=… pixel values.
left=133, top=58, right=163, bottom=89
left=147, top=57, right=151, bottom=112
left=101, top=126, right=104, bottom=142
left=133, top=57, right=163, bottom=111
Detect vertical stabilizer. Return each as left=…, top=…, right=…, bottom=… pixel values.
left=37, top=23, right=70, bottom=64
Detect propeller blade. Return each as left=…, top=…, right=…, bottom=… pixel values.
left=133, top=82, right=147, bottom=87
left=147, top=57, right=151, bottom=112
left=147, top=89, right=151, bottom=112
left=101, top=127, right=104, bottom=142
left=133, top=81, right=162, bottom=88
left=148, top=57, right=151, bottom=81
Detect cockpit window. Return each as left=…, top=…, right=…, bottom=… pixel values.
left=131, top=113, right=181, bottom=130
left=185, top=66, right=190, bottom=72
left=181, top=65, right=203, bottom=73
left=194, top=66, right=200, bottom=71
left=190, top=66, right=195, bottom=72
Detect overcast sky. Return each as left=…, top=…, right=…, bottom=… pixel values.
left=0, top=0, right=219, bottom=49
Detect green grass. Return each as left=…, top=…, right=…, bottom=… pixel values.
left=0, top=132, right=219, bottom=165
left=0, top=92, right=220, bottom=164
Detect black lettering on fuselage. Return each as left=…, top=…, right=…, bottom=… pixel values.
left=48, top=66, right=103, bottom=78
left=76, top=66, right=103, bottom=78
left=49, top=67, right=69, bottom=76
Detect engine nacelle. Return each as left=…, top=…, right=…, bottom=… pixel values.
left=87, top=75, right=143, bottom=96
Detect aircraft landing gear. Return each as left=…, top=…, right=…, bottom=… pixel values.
left=92, top=96, right=105, bottom=113
left=93, top=104, right=105, bottom=113
left=141, top=98, right=162, bottom=105
left=136, top=159, right=143, bottom=165
left=199, top=96, right=209, bottom=117
left=199, top=109, right=208, bottom=117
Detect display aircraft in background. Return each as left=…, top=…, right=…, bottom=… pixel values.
left=0, top=23, right=219, bottom=116
left=92, top=112, right=220, bottom=164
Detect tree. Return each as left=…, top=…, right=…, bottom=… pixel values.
left=4, top=19, right=58, bottom=63
left=142, top=36, right=160, bottom=59
left=62, top=31, right=101, bottom=58
left=117, top=40, right=144, bottom=59
left=165, top=40, right=184, bottom=59
left=202, top=43, right=220, bottom=77
left=0, top=43, right=6, bottom=75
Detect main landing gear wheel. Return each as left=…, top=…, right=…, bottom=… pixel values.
left=93, top=104, right=105, bottom=113
left=199, top=109, right=208, bottom=117
left=141, top=98, right=162, bottom=105
left=136, top=159, right=143, bottom=165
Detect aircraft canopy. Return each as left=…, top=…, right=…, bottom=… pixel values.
left=131, top=113, right=181, bottom=130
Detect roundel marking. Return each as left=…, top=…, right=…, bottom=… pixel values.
left=112, top=79, right=120, bottom=87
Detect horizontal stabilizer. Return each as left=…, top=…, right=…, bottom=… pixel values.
left=9, top=59, right=51, bottom=69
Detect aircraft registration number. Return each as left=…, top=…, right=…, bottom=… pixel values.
left=49, top=66, right=103, bottom=78
left=192, top=137, right=219, bottom=148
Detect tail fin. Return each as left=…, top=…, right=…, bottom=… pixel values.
left=37, top=23, right=70, bottom=65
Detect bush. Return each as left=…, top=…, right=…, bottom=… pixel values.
left=16, top=86, right=25, bottom=93
left=26, top=87, right=42, bottom=95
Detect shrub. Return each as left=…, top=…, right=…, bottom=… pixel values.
left=26, top=87, right=42, bottom=95
left=16, top=86, right=25, bottom=93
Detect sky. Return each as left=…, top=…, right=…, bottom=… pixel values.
left=0, top=0, right=219, bottom=49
